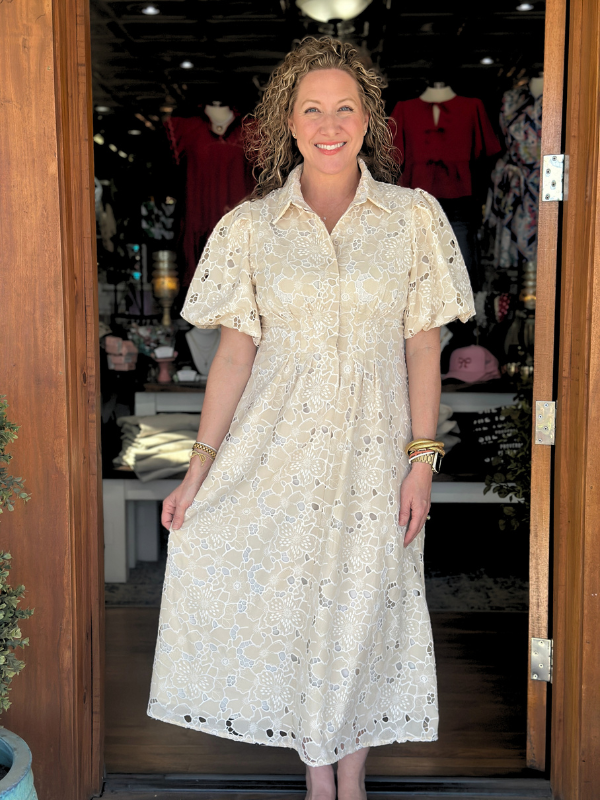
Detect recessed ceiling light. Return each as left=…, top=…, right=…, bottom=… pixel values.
left=128, top=129, right=142, bottom=135
left=118, top=150, right=128, bottom=158
left=95, top=106, right=111, bottom=113
left=516, top=2, right=534, bottom=9
left=141, top=4, right=160, bottom=15
left=180, top=60, right=194, bottom=69
left=108, top=144, right=118, bottom=153
left=296, top=0, right=372, bottom=23
left=480, top=57, right=494, bottom=65
left=93, top=133, right=105, bottom=145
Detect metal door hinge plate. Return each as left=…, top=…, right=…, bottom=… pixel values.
left=542, top=154, right=566, bottom=201
left=535, top=400, right=556, bottom=445
left=531, top=638, right=553, bottom=683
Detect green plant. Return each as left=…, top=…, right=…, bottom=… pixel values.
left=0, top=396, right=33, bottom=713
left=483, top=378, right=533, bottom=531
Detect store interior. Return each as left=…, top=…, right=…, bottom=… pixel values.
left=91, top=0, right=544, bottom=779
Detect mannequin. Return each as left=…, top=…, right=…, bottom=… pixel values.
left=390, top=82, right=501, bottom=291
left=185, top=326, right=221, bottom=377
left=420, top=81, right=457, bottom=126
left=529, top=72, right=544, bottom=99
left=204, top=101, right=235, bottom=136
left=164, top=95, right=255, bottom=285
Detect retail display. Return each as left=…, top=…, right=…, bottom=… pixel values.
left=390, top=88, right=500, bottom=290
left=483, top=78, right=543, bottom=269
left=442, top=345, right=501, bottom=383
left=164, top=106, right=255, bottom=285
left=113, top=413, right=200, bottom=482
left=390, top=91, right=501, bottom=199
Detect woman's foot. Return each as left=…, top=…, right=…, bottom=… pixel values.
left=336, top=746, right=370, bottom=800
left=305, top=763, right=336, bottom=800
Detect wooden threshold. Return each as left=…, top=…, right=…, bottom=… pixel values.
left=102, top=774, right=552, bottom=799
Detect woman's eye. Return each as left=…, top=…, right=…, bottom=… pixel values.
left=339, top=106, right=353, bottom=112
left=305, top=107, right=319, bottom=113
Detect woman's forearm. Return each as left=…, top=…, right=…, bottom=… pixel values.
left=194, top=326, right=257, bottom=452
left=405, top=328, right=441, bottom=441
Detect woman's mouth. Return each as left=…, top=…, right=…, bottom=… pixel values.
left=315, top=142, right=347, bottom=153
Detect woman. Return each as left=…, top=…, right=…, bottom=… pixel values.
left=148, top=36, right=475, bottom=800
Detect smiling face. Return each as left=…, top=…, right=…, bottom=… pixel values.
left=289, top=68, right=369, bottom=179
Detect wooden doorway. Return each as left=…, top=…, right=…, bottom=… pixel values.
left=2, top=0, right=600, bottom=797
left=100, top=0, right=564, bottom=784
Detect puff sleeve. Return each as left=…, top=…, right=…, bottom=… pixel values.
left=180, top=203, right=262, bottom=347
left=403, top=188, right=476, bottom=339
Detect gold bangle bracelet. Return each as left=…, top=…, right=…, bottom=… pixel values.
left=189, top=450, right=212, bottom=465
left=405, top=440, right=445, bottom=456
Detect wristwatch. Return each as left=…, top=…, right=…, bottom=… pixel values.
left=409, top=451, right=443, bottom=474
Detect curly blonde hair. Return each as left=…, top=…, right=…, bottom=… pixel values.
left=244, top=36, right=400, bottom=198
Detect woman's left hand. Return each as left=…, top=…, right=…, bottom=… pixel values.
left=399, top=462, right=433, bottom=547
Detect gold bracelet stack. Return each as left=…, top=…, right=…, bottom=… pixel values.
left=404, top=438, right=445, bottom=474
left=189, top=440, right=218, bottom=465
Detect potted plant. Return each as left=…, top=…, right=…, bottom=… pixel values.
left=0, top=397, right=37, bottom=799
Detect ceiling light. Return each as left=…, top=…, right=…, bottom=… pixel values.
left=108, top=143, right=118, bottom=153
left=95, top=106, right=111, bottom=113
left=93, top=133, right=105, bottom=145
left=516, top=2, right=534, bottom=9
left=128, top=129, right=142, bottom=135
left=118, top=150, right=128, bottom=158
left=141, top=4, right=160, bottom=15
left=480, top=57, right=494, bottom=65
left=296, top=0, right=372, bottom=23
left=180, top=60, right=194, bottom=69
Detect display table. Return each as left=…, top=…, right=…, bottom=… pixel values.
left=104, top=389, right=519, bottom=583
left=134, top=383, right=206, bottom=416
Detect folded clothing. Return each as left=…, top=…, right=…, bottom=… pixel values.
left=113, top=413, right=200, bottom=482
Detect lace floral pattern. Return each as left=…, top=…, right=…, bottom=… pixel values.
left=148, top=159, right=475, bottom=765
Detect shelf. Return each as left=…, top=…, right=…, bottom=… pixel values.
left=440, top=393, right=517, bottom=413
left=431, top=482, right=520, bottom=503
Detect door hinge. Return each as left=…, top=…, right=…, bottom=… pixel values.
left=542, top=154, right=568, bottom=201
left=535, top=400, right=556, bottom=445
left=531, top=638, right=553, bottom=683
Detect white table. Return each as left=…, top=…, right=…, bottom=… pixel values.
left=104, top=390, right=518, bottom=583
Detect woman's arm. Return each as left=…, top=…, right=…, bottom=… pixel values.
left=399, top=327, right=441, bottom=547
left=162, top=326, right=258, bottom=531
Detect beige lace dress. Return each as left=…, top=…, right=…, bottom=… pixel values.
left=147, top=158, right=475, bottom=765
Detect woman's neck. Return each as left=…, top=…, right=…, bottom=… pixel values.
left=299, top=161, right=361, bottom=211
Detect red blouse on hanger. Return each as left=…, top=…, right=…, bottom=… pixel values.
left=389, top=96, right=501, bottom=199
left=164, top=113, right=255, bottom=285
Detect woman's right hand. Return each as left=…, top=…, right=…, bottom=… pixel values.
left=161, top=456, right=213, bottom=531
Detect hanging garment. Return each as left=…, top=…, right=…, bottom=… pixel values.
left=389, top=96, right=501, bottom=199
left=483, top=85, right=542, bottom=269
left=164, top=112, right=255, bottom=285
left=147, top=159, right=475, bottom=765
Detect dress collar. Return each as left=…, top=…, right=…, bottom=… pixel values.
left=272, top=157, right=392, bottom=223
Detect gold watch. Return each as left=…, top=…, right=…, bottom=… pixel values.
left=409, top=451, right=442, bottom=474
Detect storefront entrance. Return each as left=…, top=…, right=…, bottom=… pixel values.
left=1, top=0, right=600, bottom=798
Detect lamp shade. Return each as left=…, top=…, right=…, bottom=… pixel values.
left=296, top=0, right=372, bottom=23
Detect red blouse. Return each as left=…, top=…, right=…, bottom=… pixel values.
left=164, top=113, right=255, bottom=285
left=389, top=96, right=501, bottom=199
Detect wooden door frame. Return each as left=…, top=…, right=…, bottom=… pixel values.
left=1, top=0, right=600, bottom=798
left=550, top=0, right=600, bottom=798
left=0, top=0, right=103, bottom=798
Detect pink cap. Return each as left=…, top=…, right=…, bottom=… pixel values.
left=442, top=345, right=500, bottom=383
